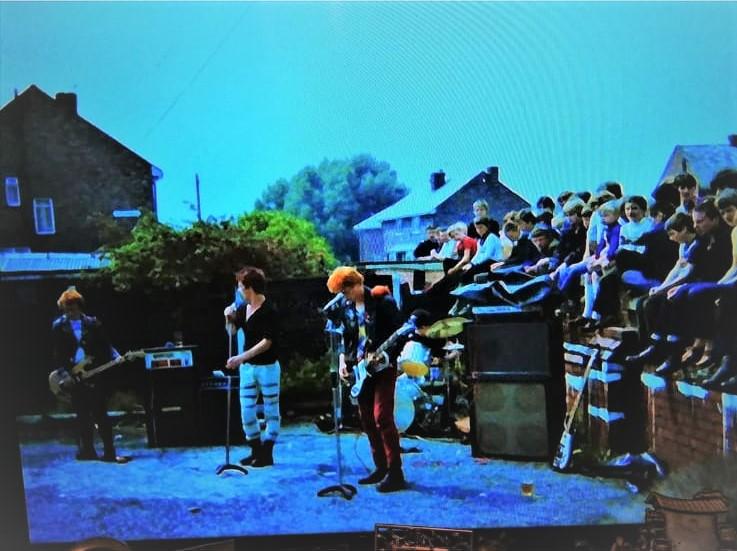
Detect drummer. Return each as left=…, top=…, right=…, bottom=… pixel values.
left=394, top=309, right=448, bottom=381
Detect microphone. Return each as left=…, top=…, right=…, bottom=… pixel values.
left=321, top=292, right=345, bottom=315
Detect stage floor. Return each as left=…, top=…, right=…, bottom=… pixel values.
left=18, top=421, right=646, bottom=543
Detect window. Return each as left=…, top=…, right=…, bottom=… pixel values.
left=5, top=177, right=20, bottom=207
left=112, top=209, right=142, bottom=219
left=33, top=198, right=55, bottom=235
left=412, top=216, right=420, bottom=231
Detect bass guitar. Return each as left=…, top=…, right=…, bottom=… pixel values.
left=349, top=315, right=417, bottom=405
left=49, top=349, right=145, bottom=397
left=552, top=349, right=598, bottom=471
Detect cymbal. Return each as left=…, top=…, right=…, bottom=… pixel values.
left=426, top=317, right=471, bottom=339
left=442, top=342, right=465, bottom=351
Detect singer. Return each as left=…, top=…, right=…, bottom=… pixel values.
left=325, top=266, right=407, bottom=492
left=224, top=266, right=281, bottom=468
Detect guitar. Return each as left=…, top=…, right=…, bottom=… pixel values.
left=552, top=349, right=598, bottom=471
left=348, top=316, right=417, bottom=405
left=48, top=350, right=145, bottom=397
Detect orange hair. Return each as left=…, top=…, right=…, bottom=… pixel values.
left=326, top=266, right=364, bottom=294
left=57, top=287, right=84, bottom=309
left=370, top=285, right=391, bottom=297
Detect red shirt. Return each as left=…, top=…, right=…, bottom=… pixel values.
left=455, top=236, right=478, bottom=257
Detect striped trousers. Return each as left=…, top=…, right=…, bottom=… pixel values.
left=239, top=361, right=281, bottom=443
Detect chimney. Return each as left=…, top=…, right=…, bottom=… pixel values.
left=486, top=166, right=499, bottom=182
left=55, top=92, right=77, bottom=116
left=729, top=134, right=737, bottom=147
left=430, top=170, right=446, bottom=191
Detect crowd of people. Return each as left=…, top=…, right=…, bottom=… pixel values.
left=410, top=169, right=737, bottom=392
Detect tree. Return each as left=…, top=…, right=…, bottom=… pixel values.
left=255, top=154, right=409, bottom=260
left=98, top=211, right=337, bottom=293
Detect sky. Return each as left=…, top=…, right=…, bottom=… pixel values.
left=1, top=1, right=736, bottom=226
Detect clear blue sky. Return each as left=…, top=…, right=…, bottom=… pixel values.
left=1, top=1, right=736, bottom=225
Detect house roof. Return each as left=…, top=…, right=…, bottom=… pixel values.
left=0, top=252, right=110, bottom=274
left=353, top=170, right=528, bottom=231
left=0, top=85, right=163, bottom=178
left=659, top=144, right=737, bottom=189
left=646, top=491, right=729, bottom=514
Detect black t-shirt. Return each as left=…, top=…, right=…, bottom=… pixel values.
left=235, top=300, right=280, bottom=365
left=414, top=239, right=439, bottom=258
left=690, top=225, right=733, bottom=282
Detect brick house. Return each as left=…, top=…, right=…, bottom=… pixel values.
left=0, top=85, right=163, bottom=253
left=353, top=166, right=530, bottom=262
left=658, top=135, right=737, bottom=192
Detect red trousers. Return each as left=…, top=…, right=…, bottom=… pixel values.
left=357, top=367, right=401, bottom=470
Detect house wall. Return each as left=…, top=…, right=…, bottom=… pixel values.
left=0, top=90, right=155, bottom=252
left=374, top=177, right=530, bottom=261
left=358, top=228, right=386, bottom=262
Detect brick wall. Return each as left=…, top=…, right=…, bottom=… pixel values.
left=564, top=325, right=737, bottom=469
left=0, top=87, right=156, bottom=252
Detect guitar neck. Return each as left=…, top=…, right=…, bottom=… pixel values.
left=80, top=350, right=143, bottom=380
left=563, top=350, right=598, bottom=432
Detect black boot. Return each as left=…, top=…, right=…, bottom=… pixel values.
left=721, top=374, right=737, bottom=394
left=377, top=466, right=407, bottom=493
left=251, top=440, right=274, bottom=468
left=625, top=342, right=667, bottom=369
left=702, top=356, right=735, bottom=390
left=358, top=467, right=388, bottom=485
left=102, top=446, right=131, bottom=464
left=76, top=447, right=98, bottom=461
left=655, top=342, right=685, bottom=378
left=240, top=439, right=261, bottom=466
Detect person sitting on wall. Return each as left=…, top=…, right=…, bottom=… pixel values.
left=654, top=190, right=737, bottom=381
left=467, top=199, right=501, bottom=238
left=558, top=200, right=622, bottom=329
left=625, top=200, right=732, bottom=375
left=429, top=227, right=457, bottom=266
left=535, top=196, right=556, bottom=226
left=619, top=201, right=678, bottom=295
left=702, top=188, right=737, bottom=391
left=460, top=217, right=504, bottom=283
left=673, top=172, right=702, bottom=215
left=591, top=195, right=655, bottom=328
left=413, top=225, right=440, bottom=260
left=51, top=287, right=131, bottom=464
left=517, top=208, right=538, bottom=238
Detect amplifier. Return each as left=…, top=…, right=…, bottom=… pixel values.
left=143, top=346, right=196, bottom=370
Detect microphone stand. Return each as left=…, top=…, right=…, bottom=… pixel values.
left=317, top=318, right=357, bottom=500
left=216, top=316, right=248, bottom=476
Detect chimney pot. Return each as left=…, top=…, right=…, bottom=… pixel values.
left=486, top=166, right=499, bottom=182
left=430, top=170, right=446, bottom=191
left=55, top=92, right=77, bottom=116
left=729, top=134, right=737, bottom=147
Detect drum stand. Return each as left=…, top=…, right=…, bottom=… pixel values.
left=216, top=323, right=247, bottom=476
left=317, top=320, right=357, bottom=500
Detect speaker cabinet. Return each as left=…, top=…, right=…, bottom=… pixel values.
left=145, top=368, right=198, bottom=447
left=197, top=379, right=246, bottom=446
left=471, top=377, right=552, bottom=459
left=465, top=316, right=566, bottom=460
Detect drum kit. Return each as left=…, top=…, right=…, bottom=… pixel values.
left=394, top=317, right=469, bottom=435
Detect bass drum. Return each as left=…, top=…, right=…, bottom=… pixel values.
left=394, top=374, right=423, bottom=433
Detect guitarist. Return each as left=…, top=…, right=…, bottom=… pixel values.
left=326, top=266, right=406, bottom=492
left=51, top=288, right=130, bottom=463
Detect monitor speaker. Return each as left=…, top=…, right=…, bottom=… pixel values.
left=197, top=381, right=246, bottom=446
